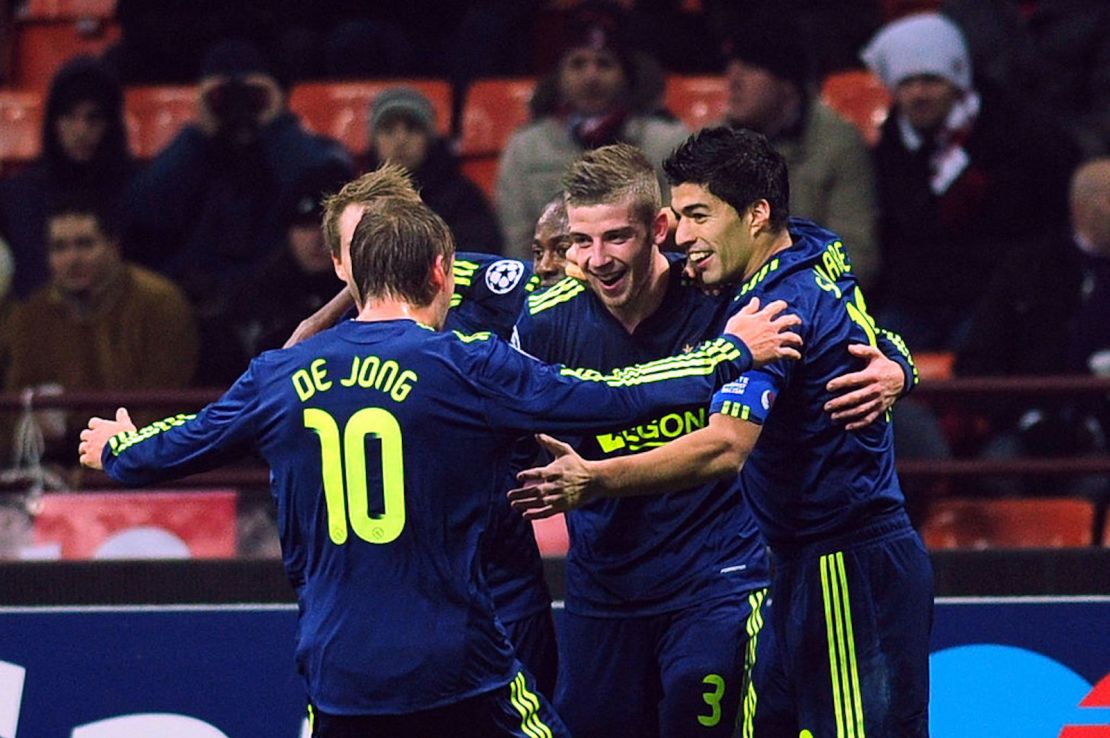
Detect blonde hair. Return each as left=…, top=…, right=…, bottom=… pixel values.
left=321, top=163, right=421, bottom=256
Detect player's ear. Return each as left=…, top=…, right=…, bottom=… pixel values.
left=652, top=207, right=671, bottom=247
left=429, top=254, right=450, bottom=293
left=748, top=199, right=773, bottom=235
left=332, top=251, right=348, bottom=283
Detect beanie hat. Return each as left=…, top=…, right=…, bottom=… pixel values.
left=370, top=87, right=436, bottom=134
left=861, top=13, right=972, bottom=91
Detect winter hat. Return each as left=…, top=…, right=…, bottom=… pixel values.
left=861, top=12, right=972, bottom=91
left=370, top=87, right=436, bottom=134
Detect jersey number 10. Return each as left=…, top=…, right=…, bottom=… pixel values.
left=304, top=408, right=406, bottom=545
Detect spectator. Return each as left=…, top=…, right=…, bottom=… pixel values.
left=720, top=15, right=880, bottom=289
left=495, top=1, right=688, bottom=259
left=955, top=157, right=1110, bottom=495
left=124, top=39, right=353, bottom=312
left=2, top=197, right=197, bottom=462
left=531, top=195, right=570, bottom=288
left=862, top=12, right=1082, bottom=350
left=212, top=162, right=350, bottom=384
left=367, top=87, right=504, bottom=254
left=0, top=56, right=138, bottom=300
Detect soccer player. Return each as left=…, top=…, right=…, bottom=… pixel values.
left=531, top=195, right=571, bottom=288
left=78, top=195, right=802, bottom=738
left=512, top=144, right=915, bottom=738
left=511, top=127, right=932, bottom=738
left=302, top=164, right=562, bottom=695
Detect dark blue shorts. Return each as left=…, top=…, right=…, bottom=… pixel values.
left=751, top=521, right=934, bottom=738
left=556, top=590, right=767, bottom=738
left=503, top=607, right=559, bottom=699
left=308, top=668, right=569, bottom=738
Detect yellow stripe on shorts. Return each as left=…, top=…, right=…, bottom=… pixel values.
left=820, top=551, right=866, bottom=738
left=509, top=671, right=553, bottom=738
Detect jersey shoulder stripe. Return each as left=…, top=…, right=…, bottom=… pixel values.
left=558, top=337, right=741, bottom=387
left=452, top=330, right=494, bottom=343
left=527, top=277, right=586, bottom=315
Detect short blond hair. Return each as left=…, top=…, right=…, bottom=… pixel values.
left=322, top=163, right=421, bottom=256
left=562, top=144, right=661, bottom=230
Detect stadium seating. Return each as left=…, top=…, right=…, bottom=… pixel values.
left=914, top=352, right=955, bottom=382
left=458, top=77, right=537, bottom=200
left=0, top=90, right=43, bottom=165
left=921, top=497, right=1097, bottom=550
left=11, top=4, right=120, bottom=90
left=289, top=80, right=452, bottom=159
left=123, top=84, right=196, bottom=159
left=664, top=75, right=728, bottom=133
left=820, top=69, right=890, bottom=146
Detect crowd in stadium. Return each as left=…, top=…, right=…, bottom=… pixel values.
left=1, top=1, right=1109, bottom=736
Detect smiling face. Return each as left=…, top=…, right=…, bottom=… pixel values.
left=566, top=198, right=660, bottom=313
left=671, top=182, right=755, bottom=287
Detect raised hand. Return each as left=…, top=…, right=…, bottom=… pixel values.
left=78, top=407, right=136, bottom=470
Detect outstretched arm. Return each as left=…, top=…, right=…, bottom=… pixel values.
left=508, top=414, right=761, bottom=519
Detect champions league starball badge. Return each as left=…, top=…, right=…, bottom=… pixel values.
left=485, top=260, right=525, bottom=294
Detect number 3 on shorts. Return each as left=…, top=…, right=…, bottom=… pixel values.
left=304, top=408, right=406, bottom=545
left=698, top=673, right=726, bottom=727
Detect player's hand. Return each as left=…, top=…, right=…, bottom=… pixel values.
left=724, top=297, right=803, bottom=368
left=824, top=344, right=904, bottom=430
left=507, top=434, right=596, bottom=519
left=78, top=407, right=137, bottom=470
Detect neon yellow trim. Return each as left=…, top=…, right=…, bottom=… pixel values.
left=452, top=330, right=493, bottom=343
left=558, top=338, right=741, bottom=387
left=110, top=413, right=197, bottom=455
left=450, top=293, right=463, bottom=308
left=738, top=587, right=767, bottom=738
left=821, top=554, right=848, bottom=738
left=525, top=274, right=542, bottom=292
left=510, top=672, right=553, bottom=738
left=837, top=553, right=866, bottom=738
left=527, top=278, right=586, bottom=314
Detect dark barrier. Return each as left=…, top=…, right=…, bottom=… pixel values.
left=2, top=550, right=1109, bottom=607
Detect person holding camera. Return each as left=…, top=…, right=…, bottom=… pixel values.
left=123, top=40, right=353, bottom=379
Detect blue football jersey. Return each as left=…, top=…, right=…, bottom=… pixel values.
left=102, top=319, right=751, bottom=714
left=710, top=218, right=909, bottom=551
left=448, top=254, right=553, bottom=623
left=447, top=253, right=539, bottom=339
left=515, top=255, right=770, bottom=617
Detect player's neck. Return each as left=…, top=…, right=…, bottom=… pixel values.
left=355, top=297, right=441, bottom=330
left=741, top=229, right=793, bottom=281
left=606, top=249, right=671, bottom=334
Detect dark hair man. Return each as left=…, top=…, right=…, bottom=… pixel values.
left=511, top=128, right=930, bottom=738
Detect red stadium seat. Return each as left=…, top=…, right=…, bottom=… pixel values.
left=0, top=90, right=44, bottom=165
left=123, top=85, right=197, bottom=159
left=921, top=498, right=1096, bottom=550
left=914, top=352, right=955, bottom=382
left=664, top=75, right=728, bottom=133
left=458, top=78, right=536, bottom=157
left=458, top=78, right=537, bottom=202
left=531, top=514, right=569, bottom=558
left=1103, top=513, right=1110, bottom=547
left=820, top=70, right=890, bottom=147
left=289, top=80, right=452, bottom=159
left=11, top=18, right=120, bottom=90
left=21, top=0, right=116, bottom=20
